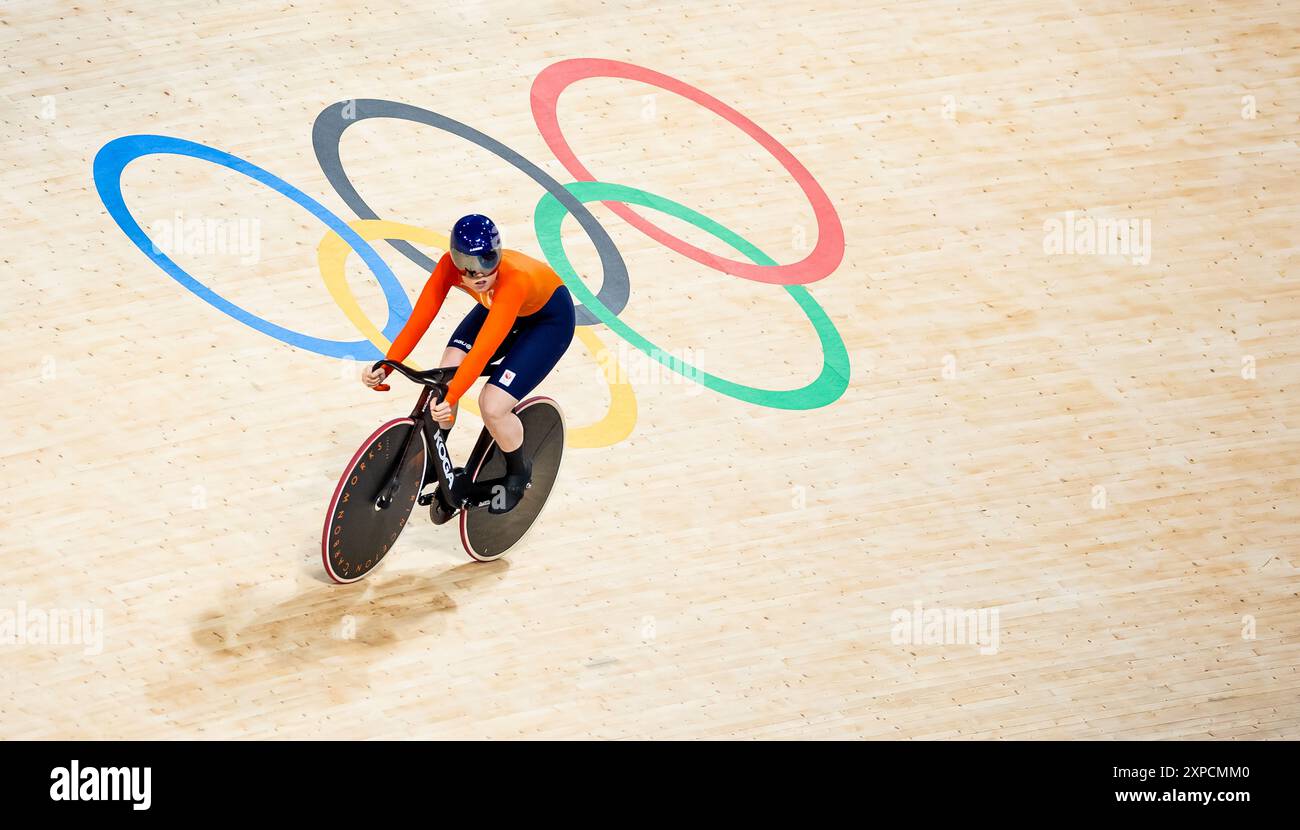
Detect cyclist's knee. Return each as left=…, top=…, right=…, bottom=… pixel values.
left=440, top=346, right=468, bottom=368
left=479, top=387, right=515, bottom=424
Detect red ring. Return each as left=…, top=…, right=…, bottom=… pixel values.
left=530, top=58, right=844, bottom=286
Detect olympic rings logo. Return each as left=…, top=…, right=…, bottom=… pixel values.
left=93, top=58, right=850, bottom=448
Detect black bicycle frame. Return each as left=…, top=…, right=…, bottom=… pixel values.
left=370, top=361, right=479, bottom=510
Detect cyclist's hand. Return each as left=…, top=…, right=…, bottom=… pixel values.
left=430, top=399, right=455, bottom=427
left=361, top=365, right=388, bottom=389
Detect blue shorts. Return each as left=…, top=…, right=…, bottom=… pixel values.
left=447, top=285, right=576, bottom=400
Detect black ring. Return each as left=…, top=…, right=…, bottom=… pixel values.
left=312, top=99, right=629, bottom=326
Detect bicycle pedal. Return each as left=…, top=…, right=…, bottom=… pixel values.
left=417, top=483, right=437, bottom=506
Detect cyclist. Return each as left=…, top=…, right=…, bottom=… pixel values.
left=362, top=214, right=574, bottom=515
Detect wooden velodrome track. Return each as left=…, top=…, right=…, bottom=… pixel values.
left=1, top=0, right=1296, bottom=739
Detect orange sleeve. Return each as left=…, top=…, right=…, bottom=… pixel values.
left=384, top=258, right=454, bottom=370
left=444, top=279, right=526, bottom=406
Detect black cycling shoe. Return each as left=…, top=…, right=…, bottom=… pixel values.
left=488, top=464, right=532, bottom=515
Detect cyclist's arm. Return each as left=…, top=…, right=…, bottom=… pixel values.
left=444, top=281, right=526, bottom=406
left=383, top=260, right=454, bottom=371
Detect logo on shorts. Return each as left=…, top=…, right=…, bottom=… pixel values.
left=500, top=369, right=516, bottom=387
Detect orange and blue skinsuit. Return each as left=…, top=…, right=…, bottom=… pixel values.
left=384, top=248, right=575, bottom=406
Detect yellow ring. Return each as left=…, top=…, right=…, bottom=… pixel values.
left=316, top=219, right=637, bottom=447
left=568, top=327, right=637, bottom=447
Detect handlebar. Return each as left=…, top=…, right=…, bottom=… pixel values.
left=373, top=360, right=456, bottom=391
left=369, top=360, right=492, bottom=394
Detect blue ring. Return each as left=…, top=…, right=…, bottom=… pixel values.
left=92, top=134, right=411, bottom=359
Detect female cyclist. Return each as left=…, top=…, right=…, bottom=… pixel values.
left=361, top=214, right=575, bottom=515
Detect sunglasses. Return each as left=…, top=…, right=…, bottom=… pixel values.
left=451, top=248, right=499, bottom=278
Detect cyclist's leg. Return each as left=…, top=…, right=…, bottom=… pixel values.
left=440, top=305, right=491, bottom=428
left=424, top=308, right=487, bottom=517
left=439, top=303, right=524, bottom=431
left=478, top=292, right=574, bottom=514
left=447, top=303, right=488, bottom=358
left=480, top=285, right=576, bottom=461
left=441, top=346, right=468, bottom=368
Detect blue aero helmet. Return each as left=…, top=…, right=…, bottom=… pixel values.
left=450, top=214, right=502, bottom=277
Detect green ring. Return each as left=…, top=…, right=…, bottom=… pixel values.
left=535, top=181, right=850, bottom=410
